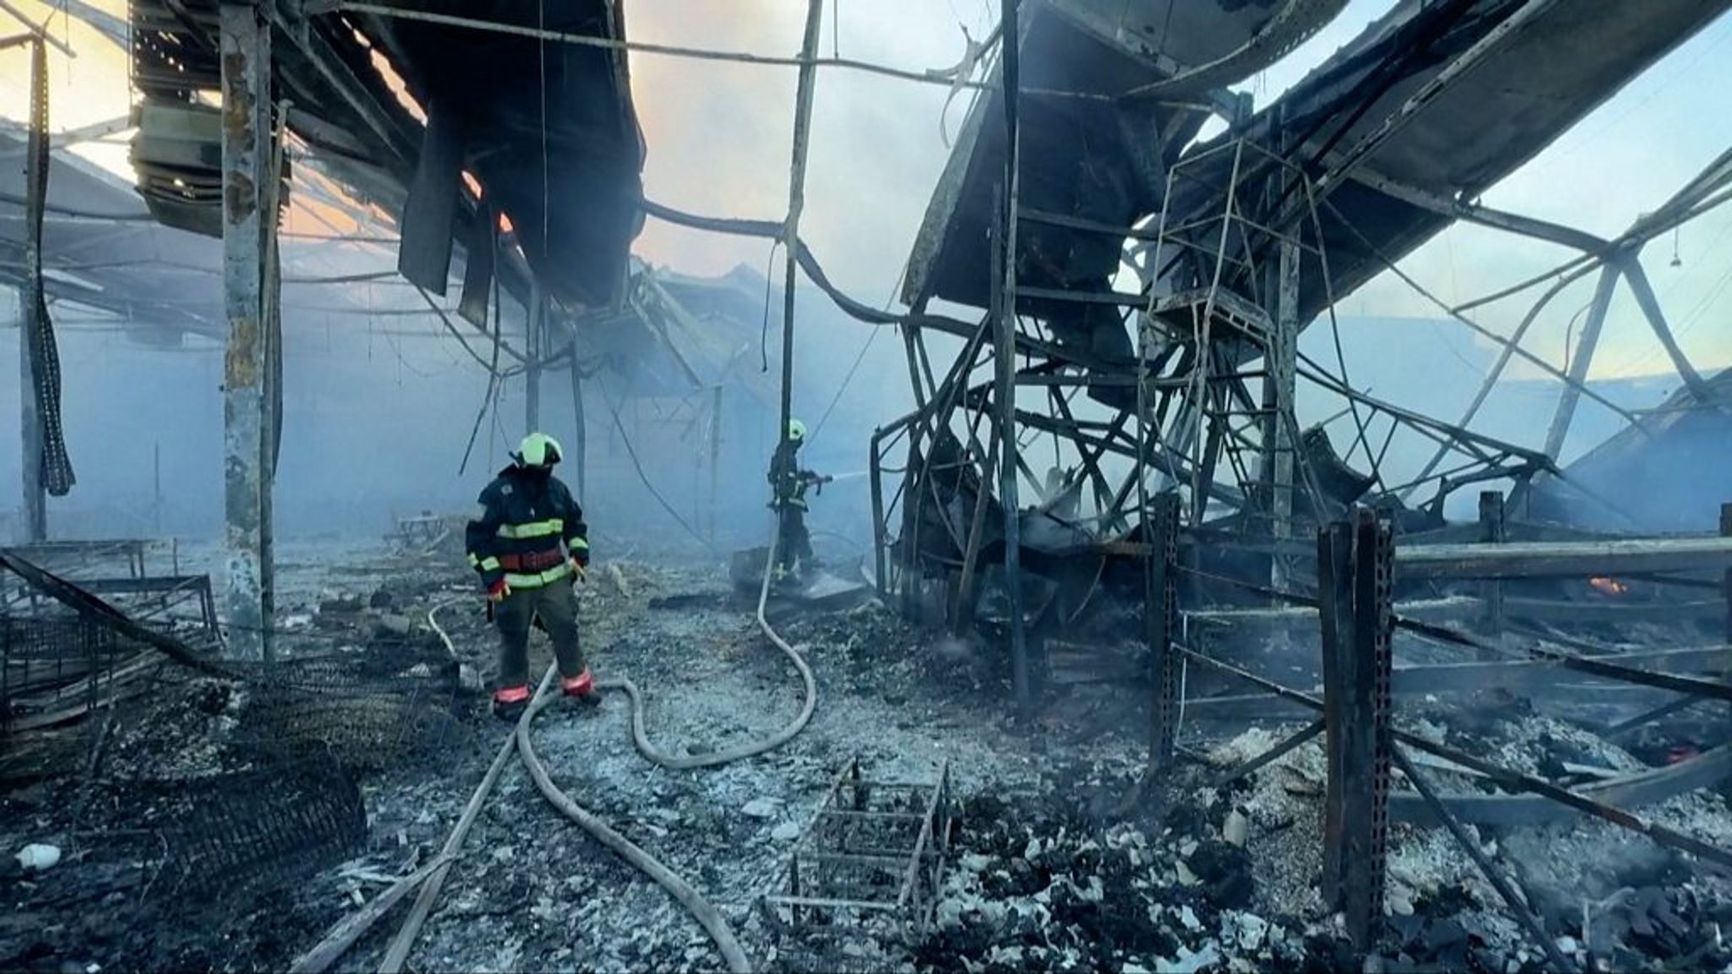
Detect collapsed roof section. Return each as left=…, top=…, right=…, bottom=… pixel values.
left=1531, top=368, right=1732, bottom=533
left=902, top=0, right=1312, bottom=317
left=585, top=260, right=778, bottom=407
left=1161, top=0, right=1732, bottom=326
left=127, top=0, right=645, bottom=312
left=904, top=0, right=1732, bottom=343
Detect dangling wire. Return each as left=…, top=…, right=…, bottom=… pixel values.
left=539, top=0, right=550, bottom=259
left=758, top=239, right=780, bottom=372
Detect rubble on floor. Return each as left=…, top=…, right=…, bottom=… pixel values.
left=8, top=541, right=1732, bottom=972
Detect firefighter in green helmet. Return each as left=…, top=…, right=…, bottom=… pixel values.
left=465, top=432, right=595, bottom=720
left=767, top=418, right=831, bottom=580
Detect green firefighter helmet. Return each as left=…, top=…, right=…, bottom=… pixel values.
left=787, top=418, right=807, bottom=444
left=514, top=432, right=563, bottom=468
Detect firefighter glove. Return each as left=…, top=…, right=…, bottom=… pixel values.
left=487, top=578, right=510, bottom=601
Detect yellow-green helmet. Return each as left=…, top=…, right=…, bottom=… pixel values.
left=787, top=418, right=807, bottom=443
left=515, top=432, right=563, bottom=467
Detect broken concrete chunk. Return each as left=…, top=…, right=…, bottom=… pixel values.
left=1223, top=808, right=1249, bottom=847
left=16, top=843, right=60, bottom=872
left=1231, top=911, right=1270, bottom=950
left=1388, top=888, right=1415, bottom=917
left=1157, top=942, right=1220, bottom=974
left=741, top=798, right=780, bottom=819
left=770, top=822, right=801, bottom=842
left=457, top=664, right=483, bottom=693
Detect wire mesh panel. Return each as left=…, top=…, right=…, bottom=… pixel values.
left=99, top=753, right=370, bottom=900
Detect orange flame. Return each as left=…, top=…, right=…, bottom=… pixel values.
left=1588, top=576, right=1629, bottom=596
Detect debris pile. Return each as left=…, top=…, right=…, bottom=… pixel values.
left=911, top=781, right=1335, bottom=974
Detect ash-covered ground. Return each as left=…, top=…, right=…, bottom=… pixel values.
left=6, top=536, right=1732, bottom=973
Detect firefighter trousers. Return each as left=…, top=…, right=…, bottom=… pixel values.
left=494, top=581, right=586, bottom=690
left=775, top=504, right=814, bottom=572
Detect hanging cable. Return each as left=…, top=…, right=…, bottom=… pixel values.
left=594, top=373, right=719, bottom=552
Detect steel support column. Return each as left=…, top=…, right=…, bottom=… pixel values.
left=16, top=36, right=48, bottom=543
left=1620, top=254, right=1712, bottom=403
left=708, top=385, right=722, bottom=542
left=1478, top=490, right=1505, bottom=641
left=1541, top=262, right=1620, bottom=464
left=17, top=286, right=43, bottom=541
left=1263, top=237, right=1300, bottom=591
left=525, top=286, right=544, bottom=431
left=775, top=0, right=823, bottom=482
left=566, top=334, right=586, bottom=500
left=997, top=0, right=1029, bottom=720
left=220, top=0, right=274, bottom=661
left=1721, top=503, right=1732, bottom=649
left=1319, top=507, right=1393, bottom=951
left=1147, top=490, right=1182, bottom=773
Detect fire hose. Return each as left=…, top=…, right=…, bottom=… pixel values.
left=321, top=532, right=809, bottom=974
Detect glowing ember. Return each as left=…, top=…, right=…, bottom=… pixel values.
left=1589, top=576, right=1630, bottom=596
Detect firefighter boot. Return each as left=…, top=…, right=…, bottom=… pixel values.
left=560, top=668, right=600, bottom=706
left=492, top=684, right=531, bottom=722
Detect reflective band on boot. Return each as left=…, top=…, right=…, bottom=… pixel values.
left=494, top=684, right=531, bottom=704
left=560, top=669, right=594, bottom=697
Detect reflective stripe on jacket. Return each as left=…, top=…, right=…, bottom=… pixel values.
left=465, top=466, right=589, bottom=589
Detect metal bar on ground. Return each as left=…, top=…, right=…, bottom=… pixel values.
left=1397, top=734, right=1732, bottom=872
left=1607, top=695, right=1702, bottom=736
left=1392, top=747, right=1579, bottom=974
left=1210, top=719, right=1324, bottom=790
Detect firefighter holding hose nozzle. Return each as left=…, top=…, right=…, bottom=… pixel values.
left=768, top=418, right=831, bottom=582
left=466, top=432, right=597, bottom=721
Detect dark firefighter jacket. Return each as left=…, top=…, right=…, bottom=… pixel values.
left=768, top=441, right=816, bottom=509
left=465, top=466, right=590, bottom=590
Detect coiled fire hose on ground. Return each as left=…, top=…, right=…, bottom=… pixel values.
left=335, top=537, right=808, bottom=974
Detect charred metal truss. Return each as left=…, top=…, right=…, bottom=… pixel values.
left=872, top=0, right=1732, bottom=722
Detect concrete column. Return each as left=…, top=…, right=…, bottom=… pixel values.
left=220, top=0, right=273, bottom=660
